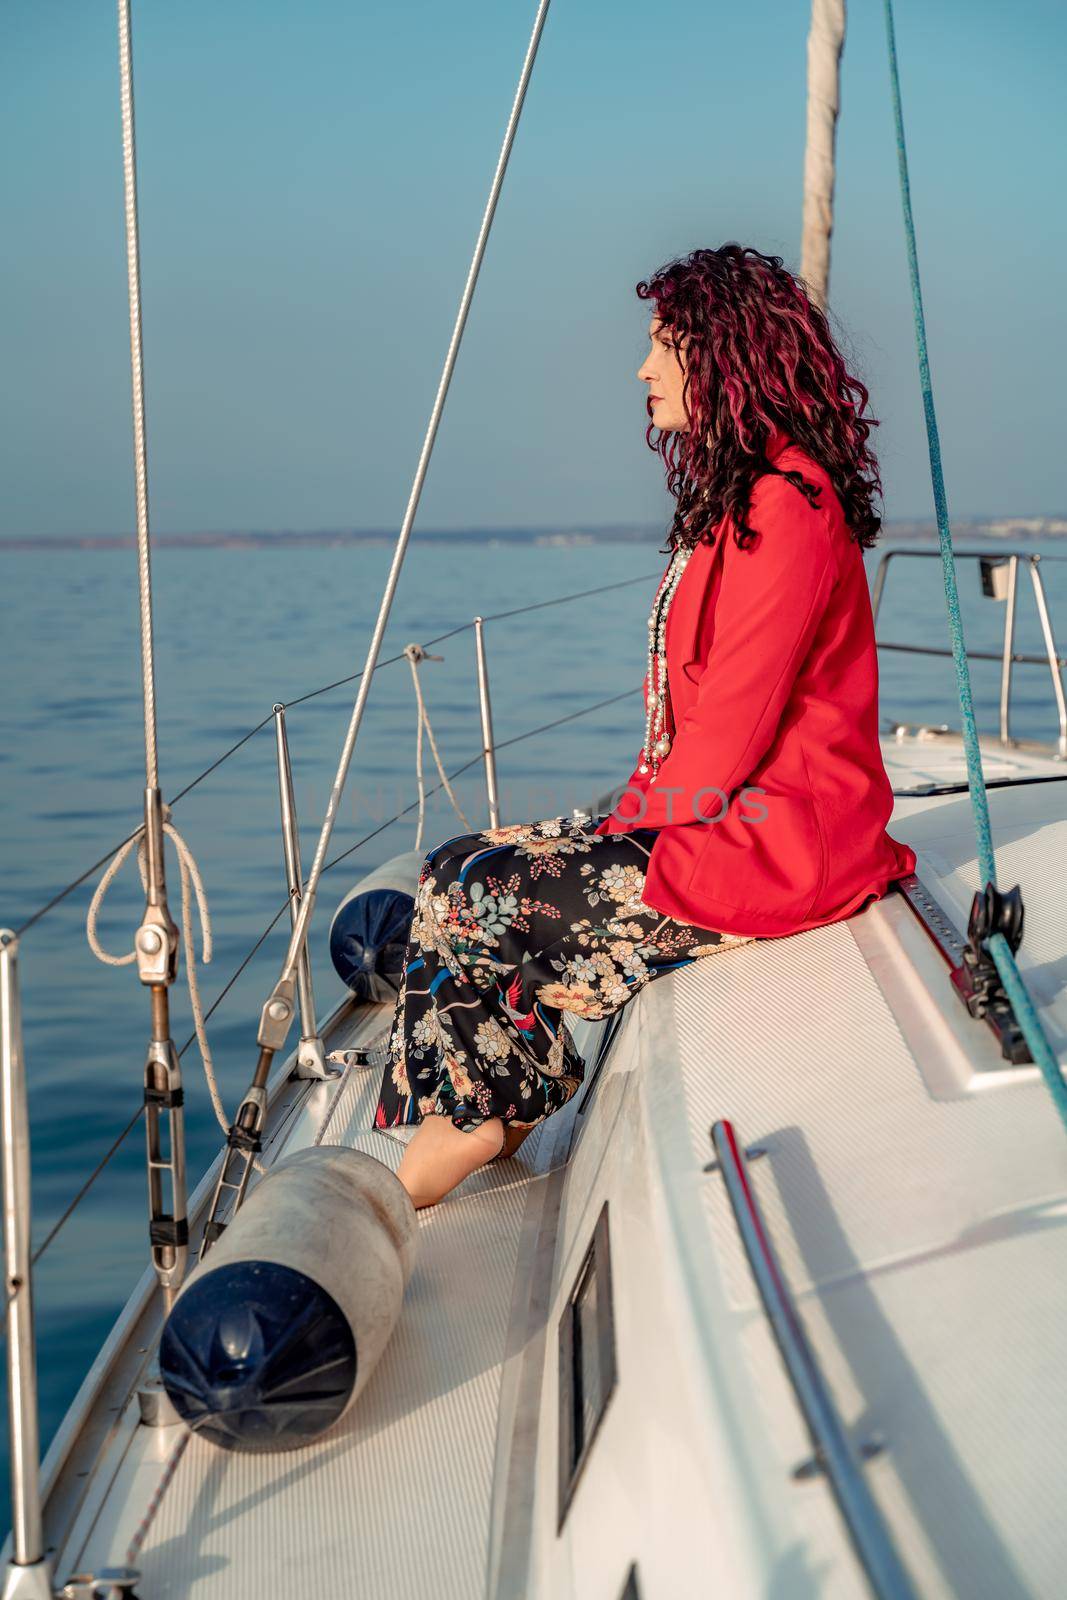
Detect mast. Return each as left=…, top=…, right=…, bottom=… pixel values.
left=801, top=0, right=846, bottom=310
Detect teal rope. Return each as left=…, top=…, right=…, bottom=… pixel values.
left=882, top=0, right=1067, bottom=1128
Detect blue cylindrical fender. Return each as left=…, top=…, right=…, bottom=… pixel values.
left=328, top=850, right=424, bottom=1001
left=160, top=1147, right=417, bottom=1452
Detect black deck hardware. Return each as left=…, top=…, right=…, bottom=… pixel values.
left=950, top=882, right=1032, bottom=1065
left=148, top=1217, right=189, bottom=1249
left=322, top=1045, right=371, bottom=1070
left=143, top=1082, right=184, bottom=1110
left=895, top=874, right=1036, bottom=1067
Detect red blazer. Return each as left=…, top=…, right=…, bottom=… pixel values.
left=595, top=427, right=916, bottom=938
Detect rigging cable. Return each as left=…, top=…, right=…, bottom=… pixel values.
left=201, top=0, right=559, bottom=1242
left=16, top=682, right=639, bottom=1277
left=11, top=572, right=656, bottom=940
left=265, top=0, right=556, bottom=999
left=115, top=0, right=193, bottom=1303
left=882, top=0, right=1067, bottom=1126
left=10, top=717, right=274, bottom=941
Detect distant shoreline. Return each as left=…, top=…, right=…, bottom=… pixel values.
left=2, top=517, right=1066, bottom=552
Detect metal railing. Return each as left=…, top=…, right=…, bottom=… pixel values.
left=872, top=546, right=1067, bottom=756
left=6, top=575, right=653, bottom=1232
left=0, top=583, right=652, bottom=1577
left=708, top=1120, right=919, bottom=1600
left=9, top=570, right=657, bottom=946
left=3, top=536, right=1065, bottom=1572
left=272, top=705, right=328, bottom=1083
left=6, top=533, right=1067, bottom=1311
left=0, top=931, right=53, bottom=1598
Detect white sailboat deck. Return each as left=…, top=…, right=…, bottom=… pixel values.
left=42, top=728, right=1067, bottom=1598
left=8, top=0, right=1063, bottom=1591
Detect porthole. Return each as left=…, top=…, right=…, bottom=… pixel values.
left=557, top=1199, right=618, bottom=1528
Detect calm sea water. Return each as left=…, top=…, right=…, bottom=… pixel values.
left=1, top=535, right=1065, bottom=1506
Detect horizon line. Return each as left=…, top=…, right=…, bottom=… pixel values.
left=2, top=514, right=1066, bottom=552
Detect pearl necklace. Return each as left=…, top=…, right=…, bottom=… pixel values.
left=639, top=544, right=692, bottom=778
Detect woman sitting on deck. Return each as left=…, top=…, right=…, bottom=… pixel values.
left=375, top=242, right=916, bottom=1209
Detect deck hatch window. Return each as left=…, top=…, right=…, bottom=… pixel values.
left=557, top=1200, right=617, bottom=1528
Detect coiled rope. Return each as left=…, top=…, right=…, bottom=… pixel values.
left=882, top=0, right=1067, bottom=1127
left=86, top=811, right=265, bottom=1171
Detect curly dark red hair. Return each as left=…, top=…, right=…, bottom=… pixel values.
left=639, top=244, right=883, bottom=552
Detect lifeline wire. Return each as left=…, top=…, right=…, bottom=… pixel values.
left=10, top=717, right=274, bottom=939
left=882, top=0, right=1067, bottom=1125
left=318, top=685, right=641, bottom=876
left=282, top=573, right=658, bottom=710
left=268, top=0, right=555, bottom=1001
left=19, top=678, right=635, bottom=1276
left=1, top=1101, right=145, bottom=1320
left=11, top=573, right=655, bottom=939
left=28, top=1106, right=144, bottom=1273
left=10, top=907, right=289, bottom=1292
left=86, top=811, right=267, bottom=1172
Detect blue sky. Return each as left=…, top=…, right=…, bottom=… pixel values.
left=2, top=0, right=1064, bottom=538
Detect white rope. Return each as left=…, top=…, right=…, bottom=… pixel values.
left=404, top=643, right=472, bottom=851
left=86, top=810, right=265, bottom=1174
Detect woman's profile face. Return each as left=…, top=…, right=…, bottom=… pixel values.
left=638, top=316, right=689, bottom=431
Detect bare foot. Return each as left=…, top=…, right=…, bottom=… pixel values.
left=396, top=1114, right=506, bottom=1210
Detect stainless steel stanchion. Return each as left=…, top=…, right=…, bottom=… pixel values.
left=473, top=618, right=501, bottom=829
left=0, top=930, right=55, bottom=1600
left=273, top=705, right=330, bottom=1080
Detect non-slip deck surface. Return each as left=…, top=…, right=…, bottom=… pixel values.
left=131, top=1011, right=550, bottom=1600
left=897, top=779, right=1067, bottom=1048
left=67, top=731, right=1067, bottom=1598
left=652, top=821, right=1067, bottom=1598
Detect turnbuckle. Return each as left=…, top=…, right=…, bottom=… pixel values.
left=200, top=963, right=301, bottom=1258
left=950, top=880, right=1032, bottom=1064
left=199, top=1056, right=272, bottom=1259
left=143, top=1037, right=188, bottom=1297
left=137, top=788, right=189, bottom=1309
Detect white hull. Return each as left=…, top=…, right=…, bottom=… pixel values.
left=24, top=726, right=1067, bottom=1599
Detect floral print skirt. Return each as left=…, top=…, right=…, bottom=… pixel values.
left=373, top=812, right=757, bottom=1136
